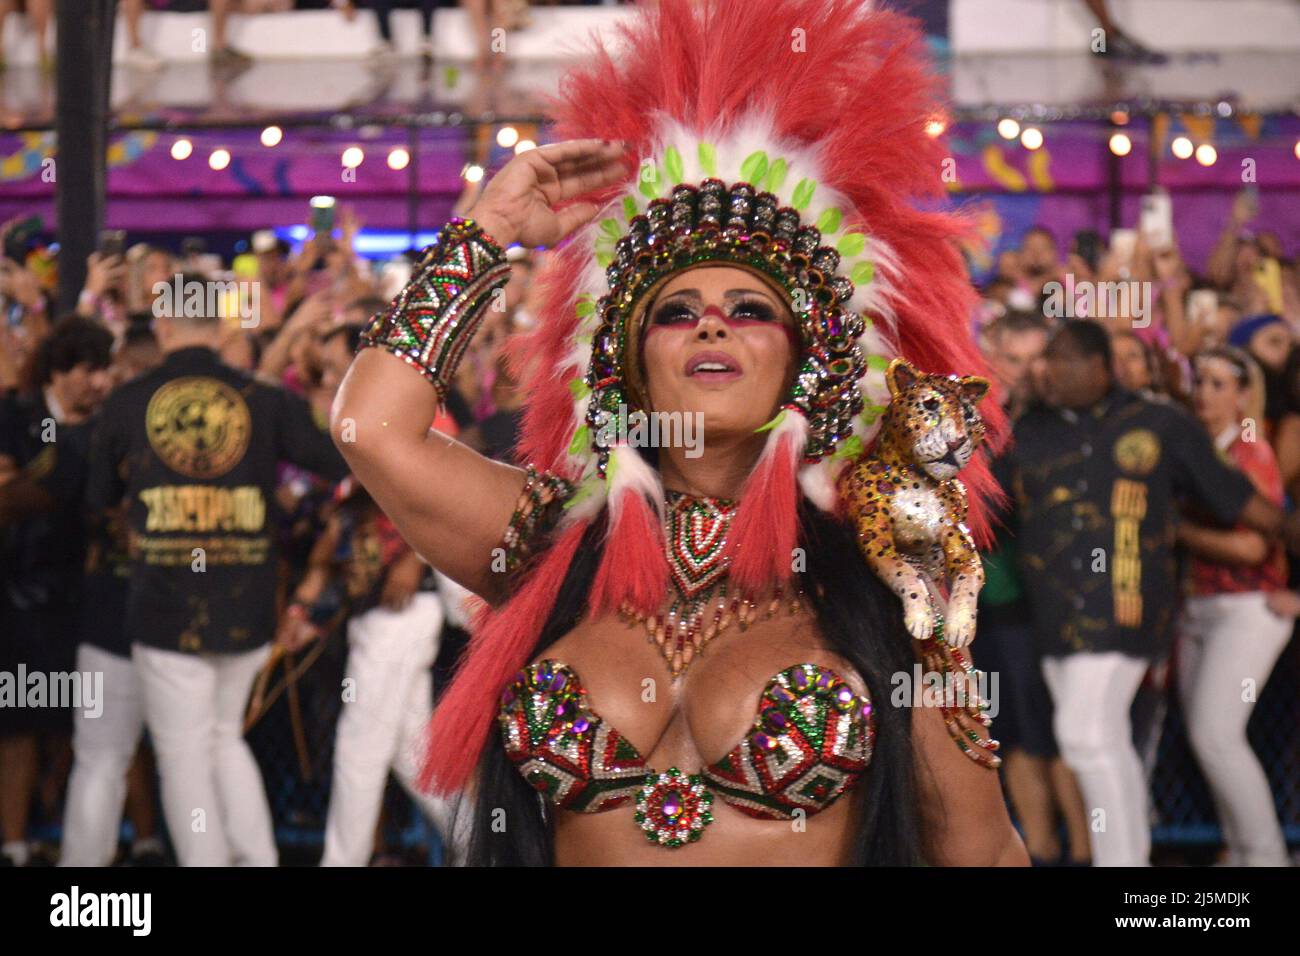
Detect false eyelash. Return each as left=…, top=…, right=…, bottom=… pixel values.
left=650, top=298, right=777, bottom=325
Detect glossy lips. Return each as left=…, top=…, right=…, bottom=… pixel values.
left=685, top=349, right=743, bottom=382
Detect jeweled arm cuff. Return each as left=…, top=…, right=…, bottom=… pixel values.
left=356, top=216, right=512, bottom=404
left=500, top=466, right=576, bottom=577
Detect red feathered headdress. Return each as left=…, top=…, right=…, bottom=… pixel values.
left=421, top=0, right=1007, bottom=796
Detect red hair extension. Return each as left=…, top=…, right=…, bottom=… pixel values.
left=588, top=485, right=668, bottom=620
left=724, top=413, right=804, bottom=596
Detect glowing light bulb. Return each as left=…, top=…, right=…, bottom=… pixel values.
left=387, top=147, right=410, bottom=171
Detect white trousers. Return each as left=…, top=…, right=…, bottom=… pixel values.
left=59, top=644, right=145, bottom=867
left=1179, top=591, right=1293, bottom=866
left=1042, top=651, right=1151, bottom=866
left=133, top=642, right=277, bottom=867
left=321, top=592, right=458, bottom=866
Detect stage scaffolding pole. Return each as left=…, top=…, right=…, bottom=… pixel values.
left=55, top=0, right=117, bottom=314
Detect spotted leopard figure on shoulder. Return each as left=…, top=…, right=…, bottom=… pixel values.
left=840, top=358, right=990, bottom=648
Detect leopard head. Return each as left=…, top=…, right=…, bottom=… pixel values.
left=881, top=358, right=989, bottom=481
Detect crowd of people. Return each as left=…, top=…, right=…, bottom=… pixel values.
left=0, top=198, right=538, bottom=866
left=975, top=194, right=1299, bottom=867
left=0, top=186, right=1297, bottom=866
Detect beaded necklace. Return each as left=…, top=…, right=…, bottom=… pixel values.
left=618, top=490, right=803, bottom=677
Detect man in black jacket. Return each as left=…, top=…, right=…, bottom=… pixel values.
left=85, top=275, right=348, bottom=866
left=0, top=316, right=113, bottom=867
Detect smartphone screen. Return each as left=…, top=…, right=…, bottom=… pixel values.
left=99, top=229, right=127, bottom=260
left=1139, top=193, right=1173, bottom=250
left=310, top=196, right=336, bottom=236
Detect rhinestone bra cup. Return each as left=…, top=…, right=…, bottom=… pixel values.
left=498, top=660, right=875, bottom=848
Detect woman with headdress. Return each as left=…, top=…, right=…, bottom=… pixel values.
left=331, top=0, right=1028, bottom=866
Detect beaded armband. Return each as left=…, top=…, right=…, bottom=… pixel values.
left=500, top=466, right=576, bottom=577
left=916, top=609, right=1002, bottom=770
left=357, top=216, right=512, bottom=404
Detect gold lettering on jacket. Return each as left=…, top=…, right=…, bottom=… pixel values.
left=1110, top=478, right=1147, bottom=627
left=139, top=485, right=266, bottom=533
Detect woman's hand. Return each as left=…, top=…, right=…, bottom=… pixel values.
left=467, top=138, right=629, bottom=249
left=83, top=251, right=126, bottom=300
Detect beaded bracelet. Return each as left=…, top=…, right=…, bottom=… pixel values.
left=916, top=608, right=1002, bottom=770
left=357, top=216, right=512, bottom=405
left=500, top=466, right=576, bottom=576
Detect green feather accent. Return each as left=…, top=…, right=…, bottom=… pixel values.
left=595, top=251, right=614, bottom=268
left=740, top=150, right=769, bottom=185
left=599, top=218, right=621, bottom=241
left=866, top=354, right=890, bottom=372
left=832, top=434, right=864, bottom=460
left=622, top=195, right=639, bottom=220
left=754, top=408, right=787, bottom=433
left=698, top=142, right=717, bottom=178
left=663, top=145, right=684, bottom=184
left=791, top=178, right=816, bottom=210
left=765, top=157, right=788, bottom=193
left=860, top=404, right=887, bottom=425
left=850, top=261, right=875, bottom=285
left=638, top=163, right=662, bottom=199
left=815, top=207, right=842, bottom=233
left=836, top=233, right=867, bottom=257
left=567, top=378, right=590, bottom=400
left=567, top=425, right=590, bottom=457
left=575, top=297, right=597, bottom=318
left=563, top=474, right=600, bottom=511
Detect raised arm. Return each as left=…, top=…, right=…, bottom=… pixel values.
left=329, top=138, right=629, bottom=602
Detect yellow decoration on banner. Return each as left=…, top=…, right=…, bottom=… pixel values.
left=982, top=144, right=1027, bottom=192
left=1238, top=114, right=1262, bottom=140
left=1152, top=113, right=1170, bottom=152
left=1183, top=115, right=1214, bottom=143
left=1027, top=148, right=1054, bottom=192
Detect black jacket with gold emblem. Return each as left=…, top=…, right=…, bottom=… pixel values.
left=85, top=346, right=348, bottom=654
left=1007, top=387, right=1255, bottom=660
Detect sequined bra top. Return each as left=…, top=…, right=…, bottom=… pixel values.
left=498, top=659, right=875, bottom=848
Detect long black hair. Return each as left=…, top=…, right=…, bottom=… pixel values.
left=458, top=500, right=925, bottom=866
